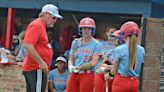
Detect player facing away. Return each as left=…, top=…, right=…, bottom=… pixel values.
left=110, top=21, right=145, bottom=92
left=66, top=17, right=102, bottom=92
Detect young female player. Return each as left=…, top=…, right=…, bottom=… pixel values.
left=110, top=21, right=145, bottom=92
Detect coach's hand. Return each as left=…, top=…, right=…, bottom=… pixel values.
left=39, top=61, right=48, bottom=73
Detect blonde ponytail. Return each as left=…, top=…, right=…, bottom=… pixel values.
left=129, top=35, right=137, bottom=70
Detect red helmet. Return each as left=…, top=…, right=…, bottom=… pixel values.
left=78, top=17, right=96, bottom=36
left=120, top=21, right=140, bottom=38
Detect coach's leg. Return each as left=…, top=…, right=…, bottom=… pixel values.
left=23, top=70, right=37, bottom=92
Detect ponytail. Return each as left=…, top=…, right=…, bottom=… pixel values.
left=128, top=35, right=137, bottom=70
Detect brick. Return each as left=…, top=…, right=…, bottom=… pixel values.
left=142, top=67, right=160, bottom=80
left=145, top=30, right=160, bottom=42
left=0, top=64, right=26, bottom=92
left=144, top=56, right=161, bottom=67
left=13, top=88, right=20, bottom=92
left=142, top=18, right=164, bottom=92
left=142, top=80, right=159, bottom=92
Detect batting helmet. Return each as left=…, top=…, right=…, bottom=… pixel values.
left=78, top=17, right=96, bottom=36
left=120, top=21, right=140, bottom=38
left=111, top=30, right=125, bottom=45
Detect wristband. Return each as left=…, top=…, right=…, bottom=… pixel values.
left=81, top=62, right=92, bottom=70
left=109, top=72, right=115, bottom=77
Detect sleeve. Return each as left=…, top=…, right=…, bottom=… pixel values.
left=23, top=24, right=42, bottom=45
left=69, top=39, right=77, bottom=55
left=113, top=48, right=121, bottom=62
left=93, top=43, right=102, bottom=56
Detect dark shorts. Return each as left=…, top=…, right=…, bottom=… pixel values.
left=23, top=70, right=47, bottom=92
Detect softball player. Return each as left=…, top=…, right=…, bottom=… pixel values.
left=66, top=17, right=102, bottom=92
left=49, top=56, right=69, bottom=92
left=110, top=21, right=145, bottom=92
left=102, top=30, right=125, bottom=92
left=94, top=27, right=117, bottom=92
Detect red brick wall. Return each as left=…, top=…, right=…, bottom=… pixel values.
left=142, top=18, right=164, bottom=92
left=0, top=64, right=26, bottom=92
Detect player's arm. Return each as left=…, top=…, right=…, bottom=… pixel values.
left=23, top=43, right=48, bottom=73
left=110, top=61, right=119, bottom=75
left=48, top=80, right=57, bottom=92
left=77, top=54, right=99, bottom=70
left=90, top=43, right=103, bottom=67
left=78, top=43, right=101, bottom=70
left=13, top=44, right=22, bottom=55
left=90, top=54, right=99, bottom=67
left=68, top=39, right=77, bottom=65
left=68, top=54, right=75, bottom=64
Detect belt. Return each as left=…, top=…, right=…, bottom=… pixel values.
left=77, top=70, right=93, bottom=74
left=118, top=73, right=138, bottom=79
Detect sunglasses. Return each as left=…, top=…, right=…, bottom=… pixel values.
left=49, top=13, right=57, bottom=20
left=52, top=16, right=57, bottom=20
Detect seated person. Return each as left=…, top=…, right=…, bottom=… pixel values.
left=0, top=47, right=12, bottom=63
left=49, top=56, right=69, bottom=92
left=5, top=31, right=25, bottom=65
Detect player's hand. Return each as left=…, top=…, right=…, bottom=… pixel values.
left=39, top=61, right=48, bottom=73
left=68, top=62, right=79, bottom=73
left=101, top=63, right=109, bottom=67
left=68, top=63, right=74, bottom=73
left=104, top=72, right=111, bottom=81
left=104, top=65, right=113, bottom=73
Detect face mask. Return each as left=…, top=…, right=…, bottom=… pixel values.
left=107, top=35, right=115, bottom=41
left=82, top=30, right=92, bottom=36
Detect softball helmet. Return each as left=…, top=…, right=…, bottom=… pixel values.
left=120, top=21, right=140, bottom=38
left=78, top=17, right=96, bottom=36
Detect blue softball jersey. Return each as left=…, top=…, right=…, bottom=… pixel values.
left=114, top=44, right=145, bottom=77
left=69, top=37, right=102, bottom=71
left=49, top=69, right=69, bottom=92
